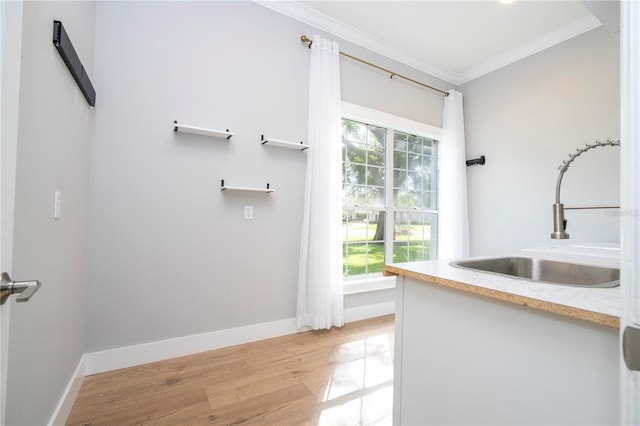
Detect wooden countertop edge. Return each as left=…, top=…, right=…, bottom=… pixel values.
left=383, top=265, right=620, bottom=329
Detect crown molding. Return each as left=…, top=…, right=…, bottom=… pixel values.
left=254, top=0, right=459, bottom=85
left=255, top=1, right=602, bottom=86
left=457, top=15, right=602, bottom=85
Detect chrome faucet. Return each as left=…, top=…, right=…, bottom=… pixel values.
left=551, top=138, right=621, bottom=239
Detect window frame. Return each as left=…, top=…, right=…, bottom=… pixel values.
left=341, top=102, right=443, bottom=292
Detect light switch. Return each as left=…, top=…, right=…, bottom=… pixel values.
left=244, top=205, right=253, bottom=220
left=54, top=191, right=62, bottom=219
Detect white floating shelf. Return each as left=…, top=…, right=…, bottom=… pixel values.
left=261, top=135, right=308, bottom=151
left=174, top=121, right=234, bottom=139
left=220, top=180, right=274, bottom=193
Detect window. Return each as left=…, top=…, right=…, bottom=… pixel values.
left=341, top=105, right=440, bottom=279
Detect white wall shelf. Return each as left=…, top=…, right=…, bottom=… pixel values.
left=261, top=135, right=308, bottom=151
left=220, top=180, right=274, bottom=193
left=174, top=121, right=234, bottom=139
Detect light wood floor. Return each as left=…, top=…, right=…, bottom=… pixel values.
left=67, top=315, right=395, bottom=425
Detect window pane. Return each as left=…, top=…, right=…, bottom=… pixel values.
left=407, top=171, right=422, bottom=191
left=343, top=211, right=363, bottom=241
left=343, top=184, right=361, bottom=205
left=393, top=169, right=407, bottom=189
left=345, top=142, right=367, bottom=164
left=366, top=166, right=384, bottom=186
left=393, top=212, right=436, bottom=263
left=421, top=155, right=433, bottom=172
left=342, top=120, right=367, bottom=144
left=420, top=174, right=432, bottom=191
left=408, top=135, right=423, bottom=154
left=346, top=164, right=366, bottom=185
left=423, top=192, right=436, bottom=210
left=396, top=191, right=422, bottom=209
left=393, top=131, right=438, bottom=211
left=365, top=187, right=385, bottom=207
left=343, top=184, right=365, bottom=206
left=343, top=210, right=386, bottom=277
left=393, top=241, right=429, bottom=263
left=342, top=119, right=386, bottom=209
left=367, top=148, right=385, bottom=167
left=408, top=191, right=421, bottom=208
left=343, top=241, right=385, bottom=276
left=343, top=186, right=384, bottom=208
left=407, top=152, right=422, bottom=170
left=394, top=212, right=411, bottom=242
left=393, top=150, right=407, bottom=169
left=365, top=242, right=385, bottom=274
left=394, top=189, right=408, bottom=208
left=394, top=132, right=408, bottom=151
left=368, top=127, right=386, bottom=148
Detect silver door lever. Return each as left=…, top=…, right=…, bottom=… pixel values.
left=0, top=272, right=41, bottom=305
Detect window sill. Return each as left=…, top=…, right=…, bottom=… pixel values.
left=343, top=275, right=397, bottom=295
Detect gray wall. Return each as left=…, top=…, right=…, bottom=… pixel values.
left=6, top=1, right=95, bottom=424
left=462, top=26, right=620, bottom=256
left=86, top=1, right=449, bottom=352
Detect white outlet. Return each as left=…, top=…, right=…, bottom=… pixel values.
left=244, top=205, right=253, bottom=220
left=54, top=191, right=62, bottom=219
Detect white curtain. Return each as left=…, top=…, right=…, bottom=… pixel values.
left=438, top=89, right=470, bottom=259
left=296, top=35, right=344, bottom=330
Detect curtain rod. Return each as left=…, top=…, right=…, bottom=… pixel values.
left=300, top=35, right=449, bottom=97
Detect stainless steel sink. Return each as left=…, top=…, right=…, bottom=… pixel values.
left=449, top=257, right=619, bottom=288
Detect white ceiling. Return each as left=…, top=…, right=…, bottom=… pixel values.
left=257, top=1, right=604, bottom=85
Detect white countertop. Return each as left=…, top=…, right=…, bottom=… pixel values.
left=385, top=244, right=621, bottom=325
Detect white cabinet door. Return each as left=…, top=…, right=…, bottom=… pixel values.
left=395, top=277, right=618, bottom=425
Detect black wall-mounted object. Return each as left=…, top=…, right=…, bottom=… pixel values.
left=52, top=20, right=96, bottom=106
left=466, top=155, right=486, bottom=166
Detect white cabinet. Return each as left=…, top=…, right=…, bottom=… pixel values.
left=394, top=276, right=619, bottom=425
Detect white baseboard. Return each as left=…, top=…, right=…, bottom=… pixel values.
left=48, top=355, right=86, bottom=426
left=54, top=301, right=394, bottom=424
left=85, top=302, right=394, bottom=376
left=344, top=301, right=395, bottom=322
left=84, top=317, right=305, bottom=375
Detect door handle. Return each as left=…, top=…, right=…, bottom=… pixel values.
left=0, top=272, right=41, bottom=305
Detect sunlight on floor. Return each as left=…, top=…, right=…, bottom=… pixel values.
left=318, top=333, right=394, bottom=425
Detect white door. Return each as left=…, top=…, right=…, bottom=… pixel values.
left=620, top=1, right=640, bottom=423
left=0, top=2, right=22, bottom=425
left=3, top=2, right=94, bottom=422
left=0, top=3, right=42, bottom=424
left=1, top=2, right=21, bottom=423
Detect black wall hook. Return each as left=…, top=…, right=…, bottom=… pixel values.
left=466, top=155, right=486, bottom=166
